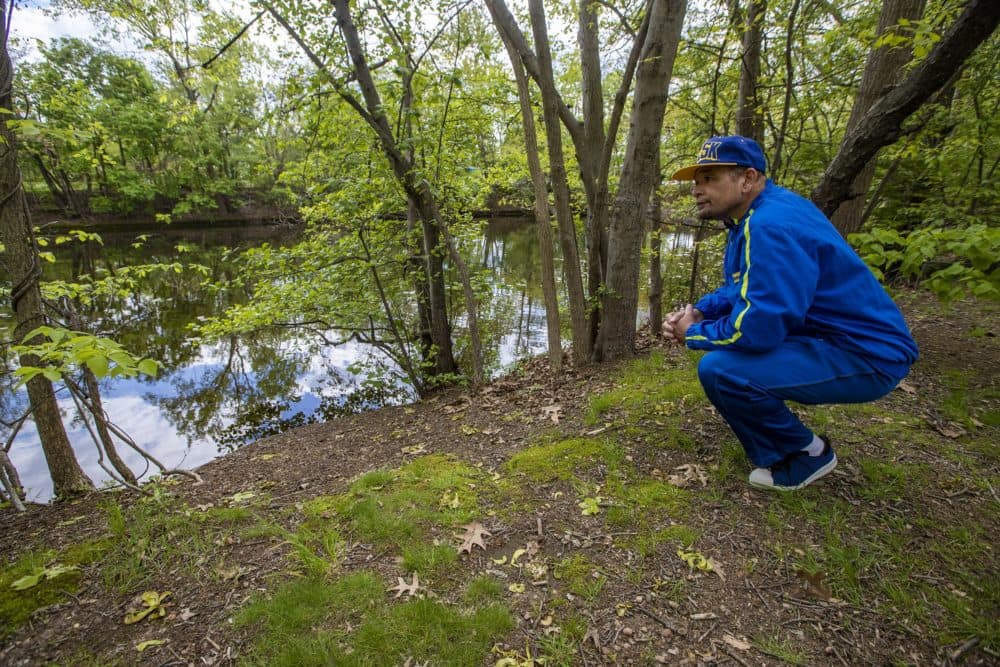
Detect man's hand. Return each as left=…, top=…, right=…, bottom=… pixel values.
left=661, top=304, right=703, bottom=345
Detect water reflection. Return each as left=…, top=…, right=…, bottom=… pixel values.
left=4, top=220, right=697, bottom=502
left=3, top=221, right=550, bottom=501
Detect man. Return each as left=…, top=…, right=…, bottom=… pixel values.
left=662, top=136, right=918, bottom=491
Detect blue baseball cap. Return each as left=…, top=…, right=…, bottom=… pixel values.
left=671, top=135, right=767, bottom=180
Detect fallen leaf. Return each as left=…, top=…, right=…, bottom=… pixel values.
left=135, top=639, right=166, bottom=652
left=896, top=380, right=917, bottom=395
left=795, top=569, right=833, bottom=601
left=706, top=557, right=726, bottom=582
left=578, top=497, right=602, bottom=516
left=10, top=563, right=79, bottom=591
left=723, top=634, right=751, bottom=651
left=667, top=463, right=709, bottom=488
left=677, top=549, right=713, bottom=572
left=227, top=491, right=256, bottom=505
left=440, top=490, right=461, bottom=509
left=510, top=547, right=528, bottom=565
left=124, top=591, right=171, bottom=625
left=389, top=572, right=422, bottom=598
left=401, top=444, right=427, bottom=455
left=542, top=405, right=562, bottom=423
left=455, top=522, right=491, bottom=554
left=507, top=583, right=525, bottom=593
left=179, top=608, right=196, bottom=621
left=56, top=516, right=86, bottom=527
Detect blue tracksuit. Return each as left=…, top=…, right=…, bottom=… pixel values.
left=685, top=180, right=918, bottom=467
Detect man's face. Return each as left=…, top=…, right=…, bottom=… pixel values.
left=691, top=166, right=753, bottom=221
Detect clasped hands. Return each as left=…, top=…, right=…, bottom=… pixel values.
left=661, top=304, right=704, bottom=345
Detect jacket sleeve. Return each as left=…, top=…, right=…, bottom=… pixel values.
left=685, top=218, right=817, bottom=352
left=694, top=285, right=733, bottom=321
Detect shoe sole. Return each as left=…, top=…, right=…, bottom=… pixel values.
left=748, top=454, right=838, bottom=492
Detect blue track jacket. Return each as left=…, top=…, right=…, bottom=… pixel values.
left=685, top=181, right=918, bottom=380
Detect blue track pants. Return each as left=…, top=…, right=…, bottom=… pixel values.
left=696, top=337, right=901, bottom=468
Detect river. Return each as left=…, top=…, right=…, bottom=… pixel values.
left=3, top=219, right=696, bottom=502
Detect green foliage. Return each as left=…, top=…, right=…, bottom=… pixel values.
left=0, top=541, right=106, bottom=639
left=585, top=349, right=705, bottom=426
left=851, top=224, right=1000, bottom=301
left=12, top=325, right=160, bottom=384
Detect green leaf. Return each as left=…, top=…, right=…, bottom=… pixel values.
left=85, top=355, right=110, bottom=377
left=136, top=639, right=167, bottom=652
left=10, top=571, right=44, bottom=590
left=137, top=359, right=159, bottom=377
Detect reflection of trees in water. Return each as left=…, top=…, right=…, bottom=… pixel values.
left=146, top=333, right=412, bottom=452
left=146, top=333, right=307, bottom=450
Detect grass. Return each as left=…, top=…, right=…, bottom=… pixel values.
left=753, top=635, right=810, bottom=665
left=553, top=554, right=606, bottom=602
left=585, top=350, right=706, bottom=425
left=506, top=437, right=623, bottom=484
left=0, top=540, right=107, bottom=639
left=100, top=490, right=256, bottom=592
left=296, top=454, right=497, bottom=589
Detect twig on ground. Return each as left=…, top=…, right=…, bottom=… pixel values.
left=696, top=621, right=718, bottom=642
left=746, top=579, right=771, bottom=608
left=949, top=636, right=980, bottom=662
left=634, top=606, right=683, bottom=634
left=719, top=645, right=752, bottom=667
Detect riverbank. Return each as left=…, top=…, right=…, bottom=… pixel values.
left=1, top=290, right=997, bottom=665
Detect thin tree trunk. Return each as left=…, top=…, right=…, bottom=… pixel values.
left=82, top=360, right=138, bottom=486
left=736, top=0, right=766, bottom=143
left=528, top=0, right=589, bottom=364
left=812, top=0, right=1000, bottom=218
left=770, top=0, right=801, bottom=176
left=648, top=152, right=664, bottom=335
left=829, top=0, right=926, bottom=236
left=0, top=5, right=93, bottom=497
left=489, top=2, right=562, bottom=372
left=596, top=0, right=687, bottom=361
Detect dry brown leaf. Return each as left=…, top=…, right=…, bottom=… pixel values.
left=542, top=405, right=562, bottom=423
left=723, top=634, right=751, bottom=651
left=795, top=569, right=833, bottom=601
left=667, top=463, right=709, bottom=488
left=454, top=521, right=491, bottom=554
left=896, top=380, right=917, bottom=395
left=706, top=556, right=726, bottom=582
left=389, top=572, right=422, bottom=598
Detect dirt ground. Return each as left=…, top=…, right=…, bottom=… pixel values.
left=1, top=290, right=997, bottom=666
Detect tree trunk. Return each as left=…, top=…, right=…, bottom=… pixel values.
left=812, top=0, right=1000, bottom=218
left=769, top=0, right=801, bottom=176
left=490, top=3, right=562, bottom=373
left=577, top=0, right=609, bottom=351
left=648, top=152, right=664, bottom=335
left=528, top=0, right=590, bottom=364
left=0, top=7, right=93, bottom=497
left=406, top=201, right=435, bottom=370
left=736, top=0, right=766, bottom=143
left=596, top=0, right=687, bottom=361
left=829, top=0, right=926, bottom=236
